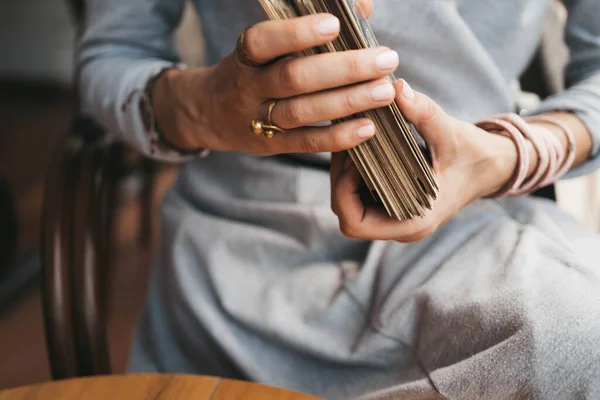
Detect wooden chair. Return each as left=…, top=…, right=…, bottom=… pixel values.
left=0, top=177, right=17, bottom=279
left=40, top=0, right=157, bottom=380
left=39, top=0, right=567, bottom=381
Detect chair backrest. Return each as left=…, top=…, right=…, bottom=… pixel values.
left=41, top=127, right=114, bottom=379
left=41, top=0, right=161, bottom=379
left=40, top=0, right=114, bottom=379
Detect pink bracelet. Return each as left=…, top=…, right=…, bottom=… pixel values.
left=540, top=127, right=564, bottom=188
left=495, top=113, right=549, bottom=195
left=524, top=115, right=577, bottom=181
left=476, top=114, right=577, bottom=198
left=528, top=124, right=561, bottom=189
left=475, top=118, right=530, bottom=198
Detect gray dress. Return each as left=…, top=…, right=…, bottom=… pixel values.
left=79, top=0, right=600, bottom=398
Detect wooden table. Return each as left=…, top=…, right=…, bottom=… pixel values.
left=0, top=374, right=322, bottom=399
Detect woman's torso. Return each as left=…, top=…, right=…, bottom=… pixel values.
left=137, top=3, right=570, bottom=396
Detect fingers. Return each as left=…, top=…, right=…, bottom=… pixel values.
left=267, top=118, right=375, bottom=154
left=331, top=158, right=364, bottom=227
left=327, top=79, right=470, bottom=242
left=331, top=162, right=439, bottom=241
left=393, top=79, right=454, bottom=148
left=330, top=151, right=349, bottom=213
left=330, top=151, right=347, bottom=188
left=261, top=47, right=399, bottom=99
left=271, top=79, right=395, bottom=129
left=357, top=0, right=374, bottom=18
left=244, top=2, right=374, bottom=66
left=243, top=14, right=340, bottom=65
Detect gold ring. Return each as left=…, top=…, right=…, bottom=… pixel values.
left=251, top=100, right=285, bottom=139
left=236, top=28, right=264, bottom=67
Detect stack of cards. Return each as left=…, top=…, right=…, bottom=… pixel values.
left=258, top=0, right=439, bottom=219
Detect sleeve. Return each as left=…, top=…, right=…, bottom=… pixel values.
left=79, top=0, right=196, bottom=162
left=524, top=0, right=600, bottom=178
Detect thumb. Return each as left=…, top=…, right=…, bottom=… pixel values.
left=393, top=79, right=453, bottom=148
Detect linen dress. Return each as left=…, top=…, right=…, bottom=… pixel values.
left=80, top=0, right=600, bottom=398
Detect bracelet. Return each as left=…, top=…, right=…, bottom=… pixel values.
left=524, top=115, right=576, bottom=182
left=475, top=118, right=530, bottom=198
left=528, top=124, right=561, bottom=189
left=495, top=113, right=549, bottom=195
left=475, top=113, right=576, bottom=198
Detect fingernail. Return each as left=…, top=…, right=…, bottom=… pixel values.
left=316, top=16, right=340, bottom=36
left=357, top=123, right=375, bottom=138
left=371, top=83, right=395, bottom=101
left=375, top=50, right=399, bottom=71
left=401, top=79, right=414, bottom=100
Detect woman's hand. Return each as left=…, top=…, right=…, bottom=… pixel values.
left=330, top=80, right=522, bottom=242
left=152, top=0, right=394, bottom=156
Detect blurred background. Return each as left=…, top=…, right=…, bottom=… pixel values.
left=0, top=0, right=205, bottom=389
left=0, top=0, right=598, bottom=392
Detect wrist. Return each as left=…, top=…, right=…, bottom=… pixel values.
left=152, top=67, right=212, bottom=151
left=479, top=135, right=540, bottom=198
left=476, top=131, right=518, bottom=198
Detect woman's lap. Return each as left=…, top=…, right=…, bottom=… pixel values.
left=128, top=160, right=600, bottom=399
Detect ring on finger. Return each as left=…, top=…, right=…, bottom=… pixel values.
left=251, top=100, right=286, bottom=139
left=236, top=27, right=265, bottom=67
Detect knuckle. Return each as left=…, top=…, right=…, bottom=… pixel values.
left=339, top=221, right=359, bottom=238
left=342, top=92, right=360, bottom=115
left=283, top=101, right=309, bottom=127
left=348, top=54, right=364, bottom=77
left=286, top=23, right=303, bottom=49
left=421, top=97, right=439, bottom=123
left=300, top=133, right=322, bottom=153
left=279, top=60, right=304, bottom=91
left=243, top=27, right=263, bottom=61
left=330, top=128, right=353, bottom=151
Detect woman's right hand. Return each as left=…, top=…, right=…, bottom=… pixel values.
left=152, top=8, right=401, bottom=156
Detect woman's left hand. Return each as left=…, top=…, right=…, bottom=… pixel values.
left=330, top=80, right=521, bottom=242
